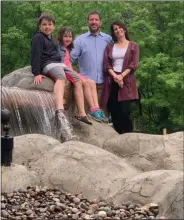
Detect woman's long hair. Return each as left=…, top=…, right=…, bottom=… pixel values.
left=110, top=21, right=130, bottom=42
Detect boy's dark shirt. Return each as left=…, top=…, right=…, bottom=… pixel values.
left=31, top=31, right=61, bottom=76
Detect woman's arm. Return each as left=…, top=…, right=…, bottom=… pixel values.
left=115, top=43, right=140, bottom=83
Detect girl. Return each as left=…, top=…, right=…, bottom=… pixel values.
left=57, top=27, right=108, bottom=123
left=102, top=21, right=140, bottom=134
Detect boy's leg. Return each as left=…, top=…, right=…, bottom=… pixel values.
left=42, top=64, right=75, bottom=141
left=54, top=79, right=66, bottom=110
left=43, top=64, right=66, bottom=110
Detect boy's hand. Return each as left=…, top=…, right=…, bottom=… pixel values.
left=34, top=75, right=46, bottom=85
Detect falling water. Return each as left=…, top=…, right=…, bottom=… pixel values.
left=1, top=86, right=75, bottom=141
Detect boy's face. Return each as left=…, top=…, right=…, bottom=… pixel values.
left=39, top=19, right=55, bottom=36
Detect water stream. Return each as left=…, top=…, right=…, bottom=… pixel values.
left=2, top=87, right=75, bottom=141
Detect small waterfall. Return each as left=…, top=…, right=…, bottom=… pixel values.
left=1, top=86, right=75, bottom=141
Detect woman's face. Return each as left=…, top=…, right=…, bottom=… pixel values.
left=63, top=32, right=73, bottom=47
left=113, top=24, right=125, bottom=39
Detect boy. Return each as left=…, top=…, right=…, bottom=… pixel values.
left=31, top=13, right=92, bottom=135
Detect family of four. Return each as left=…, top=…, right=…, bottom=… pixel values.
left=31, top=11, right=139, bottom=137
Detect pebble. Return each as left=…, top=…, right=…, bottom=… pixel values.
left=1, top=186, right=160, bottom=220
left=98, top=210, right=107, bottom=218
left=73, top=197, right=80, bottom=204
left=1, top=210, right=9, bottom=218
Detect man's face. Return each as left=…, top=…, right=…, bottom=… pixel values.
left=39, top=19, right=55, bottom=36
left=88, top=14, right=101, bottom=33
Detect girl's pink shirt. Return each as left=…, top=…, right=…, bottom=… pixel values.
left=64, top=48, right=73, bottom=70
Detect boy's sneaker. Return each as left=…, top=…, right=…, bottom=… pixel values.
left=99, top=110, right=109, bottom=123
left=89, top=110, right=103, bottom=122
left=55, top=109, right=74, bottom=142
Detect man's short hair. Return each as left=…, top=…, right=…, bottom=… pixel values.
left=38, top=12, right=56, bottom=25
left=87, top=11, right=101, bottom=20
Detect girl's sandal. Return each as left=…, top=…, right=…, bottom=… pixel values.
left=75, top=116, right=92, bottom=125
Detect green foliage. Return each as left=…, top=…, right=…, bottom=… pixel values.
left=2, top=1, right=184, bottom=134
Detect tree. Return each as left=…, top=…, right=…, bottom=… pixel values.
left=2, top=1, right=183, bottom=133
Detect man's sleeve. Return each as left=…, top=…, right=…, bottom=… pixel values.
left=70, top=37, right=81, bottom=64
left=31, top=35, right=43, bottom=76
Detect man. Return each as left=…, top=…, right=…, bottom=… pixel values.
left=70, top=11, right=112, bottom=103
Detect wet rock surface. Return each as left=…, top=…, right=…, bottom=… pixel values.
left=1, top=186, right=161, bottom=220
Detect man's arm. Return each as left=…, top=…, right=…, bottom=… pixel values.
left=70, top=37, right=81, bottom=64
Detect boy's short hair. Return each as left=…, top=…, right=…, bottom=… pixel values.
left=38, top=12, right=56, bottom=25
left=87, top=11, right=101, bottom=20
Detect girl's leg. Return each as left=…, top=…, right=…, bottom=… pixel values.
left=73, top=80, right=86, bottom=117
left=81, top=78, right=95, bottom=108
left=88, top=79, right=100, bottom=108
left=88, top=79, right=108, bottom=122
left=65, top=69, right=92, bottom=125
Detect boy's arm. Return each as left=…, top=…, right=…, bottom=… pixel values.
left=31, top=34, right=43, bottom=76
left=31, top=35, right=45, bottom=84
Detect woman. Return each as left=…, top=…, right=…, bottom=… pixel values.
left=102, top=21, right=139, bottom=134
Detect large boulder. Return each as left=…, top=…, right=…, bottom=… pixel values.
left=13, top=134, right=61, bottom=167
left=103, top=132, right=183, bottom=171
left=1, top=164, right=39, bottom=193
left=112, top=170, right=183, bottom=219
left=70, top=117, right=117, bottom=148
left=2, top=133, right=183, bottom=219
left=2, top=66, right=72, bottom=109
left=30, top=141, right=138, bottom=202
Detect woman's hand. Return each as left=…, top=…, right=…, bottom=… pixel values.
left=113, top=74, right=123, bottom=83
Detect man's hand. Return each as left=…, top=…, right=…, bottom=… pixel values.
left=34, top=75, right=46, bottom=85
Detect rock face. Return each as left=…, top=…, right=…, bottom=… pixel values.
left=1, top=132, right=183, bottom=219
left=13, top=134, right=61, bottom=167
left=70, top=117, right=117, bottom=148
left=2, top=66, right=72, bottom=109
left=103, top=132, right=183, bottom=172
left=112, top=170, right=183, bottom=219
left=30, top=141, right=138, bottom=202
left=1, top=164, right=39, bottom=193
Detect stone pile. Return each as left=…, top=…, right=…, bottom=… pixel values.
left=1, top=186, right=160, bottom=220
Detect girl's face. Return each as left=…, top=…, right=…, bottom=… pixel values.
left=113, top=24, right=125, bottom=39
left=63, top=32, right=73, bottom=47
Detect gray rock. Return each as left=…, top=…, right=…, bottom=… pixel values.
left=1, top=164, right=39, bottom=193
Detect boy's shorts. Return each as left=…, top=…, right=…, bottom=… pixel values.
left=42, top=63, right=80, bottom=83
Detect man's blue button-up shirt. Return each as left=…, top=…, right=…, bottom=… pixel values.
left=70, top=32, right=112, bottom=84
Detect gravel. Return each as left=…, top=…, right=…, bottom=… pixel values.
left=1, top=186, right=160, bottom=220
